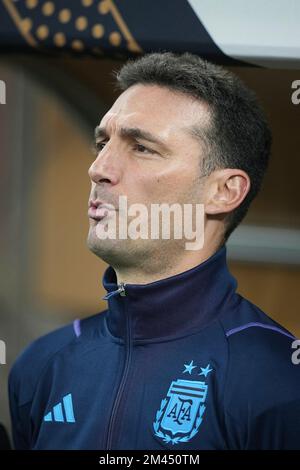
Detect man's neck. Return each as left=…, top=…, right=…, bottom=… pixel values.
left=114, top=240, right=222, bottom=285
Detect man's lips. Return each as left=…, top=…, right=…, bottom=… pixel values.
left=88, top=206, right=109, bottom=220
left=88, top=200, right=116, bottom=221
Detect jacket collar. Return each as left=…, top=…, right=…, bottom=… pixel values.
left=102, top=245, right=237, bottom=342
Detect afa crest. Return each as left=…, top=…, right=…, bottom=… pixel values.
left=153, top=379, right=208, bottom=445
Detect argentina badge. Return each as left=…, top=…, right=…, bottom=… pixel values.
left=153, top=378, right=208, bottom=445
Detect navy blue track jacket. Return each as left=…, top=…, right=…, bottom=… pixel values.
left=8, top=245, right=300, bottom=449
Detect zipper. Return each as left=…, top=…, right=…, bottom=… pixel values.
left=102, top=282, right=126, bottom=300
left=104, top=283, right=133, bottom=449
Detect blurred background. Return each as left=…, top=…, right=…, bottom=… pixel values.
left=0, top=0, right=300, bottom=441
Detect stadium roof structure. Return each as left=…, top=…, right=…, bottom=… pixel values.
left=0, top=0, right=299, bottom=68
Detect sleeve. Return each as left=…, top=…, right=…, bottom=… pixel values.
left=8, top=367, right=31, bottom=450
left=7, top=322, right=76, bottom=449
left=246, top=399, right=300, bottom=449
left=223, top=327, right=300, bottom=450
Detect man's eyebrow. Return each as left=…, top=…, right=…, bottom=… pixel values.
left=94, top=126, right=170, bottom=150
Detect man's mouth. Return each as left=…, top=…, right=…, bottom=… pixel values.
left=88, top=200, right=116, bottom=221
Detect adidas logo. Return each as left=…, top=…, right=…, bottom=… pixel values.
left=43, top=393, right=76, bottom=423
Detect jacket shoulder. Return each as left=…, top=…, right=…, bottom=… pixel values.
left=219, top=295, right=300, bottom=448
left=220, top=293, right=295, bottom=341
left=9, top=310, right=107, bottom=405
left=9, top=322, right=76, bottom=406
left=220, top=293, right=297, bottom=380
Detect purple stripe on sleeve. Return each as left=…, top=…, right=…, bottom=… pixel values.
left=226, top=322, right=296, bottom=340
left=73, top=319, right=81, bottom=337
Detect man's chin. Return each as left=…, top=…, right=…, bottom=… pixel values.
left=86, top=234, right=127, bottom=265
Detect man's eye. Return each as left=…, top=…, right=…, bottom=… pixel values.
left=92, top=141, right=155, bottom=155
left=134, top=144, right=154, bottom=154
left=93, top=141, right=106, bottom=153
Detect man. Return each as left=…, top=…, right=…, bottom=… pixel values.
left=9, top=52, right=300, bottom=449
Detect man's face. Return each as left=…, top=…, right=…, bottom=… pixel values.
left=87, top=84, right=211, bottom=270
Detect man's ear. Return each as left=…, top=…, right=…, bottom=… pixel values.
left=204, top=168, right=251, bottom=215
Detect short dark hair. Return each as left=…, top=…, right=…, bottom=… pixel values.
left=114, top=52, right=272, bottom=242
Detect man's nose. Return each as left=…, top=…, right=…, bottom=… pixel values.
left=88, top=149, right=119, bottom=186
